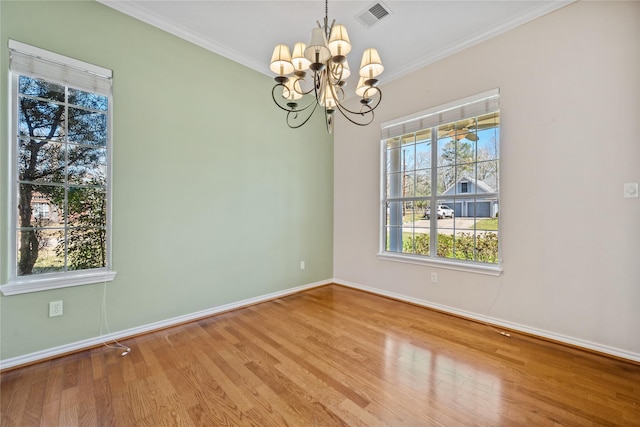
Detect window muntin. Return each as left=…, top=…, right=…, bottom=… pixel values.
left=3, top=41, right=115, bottom=295
left=381, top=93, right=500, bottom=269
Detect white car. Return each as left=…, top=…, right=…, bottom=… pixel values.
left=425, top=205, right=454, bottom=219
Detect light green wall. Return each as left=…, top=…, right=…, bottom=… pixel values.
left=0, top=1, right=333, bottom=360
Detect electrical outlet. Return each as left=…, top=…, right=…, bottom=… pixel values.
left=431, top=273, right=438, bottom=283
left=49, top=300, right=63, bottom=317
left=300, top=260, right=305, bottom=270
left=624, top=182, right=638, bottom=198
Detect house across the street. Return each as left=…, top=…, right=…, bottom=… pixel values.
left=440, top=176, right=498, bottom=218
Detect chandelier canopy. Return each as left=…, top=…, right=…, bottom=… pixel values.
left=269, top=0, right=383, bottom=133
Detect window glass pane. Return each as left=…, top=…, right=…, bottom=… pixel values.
left=415, top=128, right=431, bottom=143
left=475, top=232, right=499, bottom=263
left=69, top=88, right=108, bottom=111
left=386, top=225, right=403, bottom=253
left=415, top=169, right=431, bottom=197
left=455, top=166, right=475, bottom=195
left=67, top=186, right=107, bottom=228
left=415, top=142, right=431, bottom=169
left=385, top=137, right=401, bottom=151
left=386, top=201, right=402, bottom=225
left=17, top=229, right=64, bottom=275
left=67, top=228, right=107, bottom=270
left=401, top=133, right=415, bottom=147
left=477, top=160, right=498, bottom=191
left=403, top=171, right=415, bottom=198
left=477, top=113, right=500, bottom=161
left=67, top=146, right=107, bottom=185
left=386, top=200, right=403, bottom=252
left=387, top=171, right=402, bottom=199
left=68, top=107, right=107, bottom=146
left=19, top=76, right=64, bottom=102
left=436, top=166, right=454, bottom=195
left=19, top=98, right=65, bottom=140
left=401, top=144, right=415, bottom=172
left=456, top=138, right=476, bottom=168
left=17, top=183, right=63, bottom=227
left=18, top=139, right=65, bottom=183
left=437, top=135, right=456, bottom=167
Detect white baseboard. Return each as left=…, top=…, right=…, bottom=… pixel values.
left=333, top=278, right=640, bottom=364
left=0, top=279, right=332, bottom=371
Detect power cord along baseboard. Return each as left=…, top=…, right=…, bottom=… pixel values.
left=100, top=282, right=132, bottom=357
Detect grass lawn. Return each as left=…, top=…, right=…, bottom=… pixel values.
left=474, top=218, right=498, bottom=230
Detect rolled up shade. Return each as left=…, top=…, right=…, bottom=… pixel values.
left=381, top=89, right=499, bottom=140
left=9, top=39, right=112, bottom=96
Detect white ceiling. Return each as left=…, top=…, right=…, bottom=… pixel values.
left=99, top=0, right=571, bottom=86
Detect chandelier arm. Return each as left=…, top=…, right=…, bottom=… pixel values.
left=286, top=101, right=320, bottom=129
left=331, top=87, right=383, bottom=118
left=333, top=84, right=345, bottom=103
left=295, top=82, right=316, bottom=97
left=328, top=63, right=345, bottom=84
left=333, top=102, right=376, bottom=127
left=271, top=84, right=294, bottom=113
left=330, top=87, right=383, bottom=127
left=362, top=86, right=383, bottom=110
left=271, top=83, right=317, bottom=113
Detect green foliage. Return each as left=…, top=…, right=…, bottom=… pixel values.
left=403, top=232, right=498, bottom=264
left=55, top=183, right=107, bottom=270
left=404, top=233, right=430, bottom=254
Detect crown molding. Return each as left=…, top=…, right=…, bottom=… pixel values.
left=97, top=0, right=271, bottom=75
left=98, top=0, right=573, bottom=84
left=381, top=1, right=575, bottom=84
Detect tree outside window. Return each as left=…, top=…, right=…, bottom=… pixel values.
left=16, top=76, right=109, bottom=275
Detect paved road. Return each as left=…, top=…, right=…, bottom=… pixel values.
left=404, top=217, right=493, bottom=235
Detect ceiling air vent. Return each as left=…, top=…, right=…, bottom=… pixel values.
left=356, top=1, right=392, bottom=29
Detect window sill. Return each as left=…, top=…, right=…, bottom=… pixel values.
left=377, top=252, right=502, bottom=276
left=0, top=270, right=117, bottom=296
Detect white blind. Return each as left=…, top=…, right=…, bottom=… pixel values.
left=381, top=89, right=500, bottom=140
left=9, top=40, right=112, bottom=96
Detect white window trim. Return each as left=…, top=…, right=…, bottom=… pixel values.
left=379, top=89, right=502, bottom=275
left=2, top=40, right=116, bottom=296
left=1, top=271, right=118, bottom=296
left=376, top=252, right=502, bottom=276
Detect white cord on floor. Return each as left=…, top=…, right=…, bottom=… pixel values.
left=100, top=281, right=131, bottom=356
left=485, top=273, right=511, bottom=338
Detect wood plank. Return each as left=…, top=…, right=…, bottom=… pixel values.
left=1, top=284, right=638, bottom=426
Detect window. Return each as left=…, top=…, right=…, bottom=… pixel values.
left=379, top=90, right=500, bottom=274
left=2, top=40, right=116, bottom=295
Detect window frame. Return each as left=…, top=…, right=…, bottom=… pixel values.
left=378, top=89, right=502, bottom=276
left=2, top=40, right=116, bottom=296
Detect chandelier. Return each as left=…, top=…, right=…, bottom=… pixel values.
left=269, top=0, right=384, bottom=133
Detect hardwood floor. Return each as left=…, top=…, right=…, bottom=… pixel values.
left=2, top=284, right=639, bottom=426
